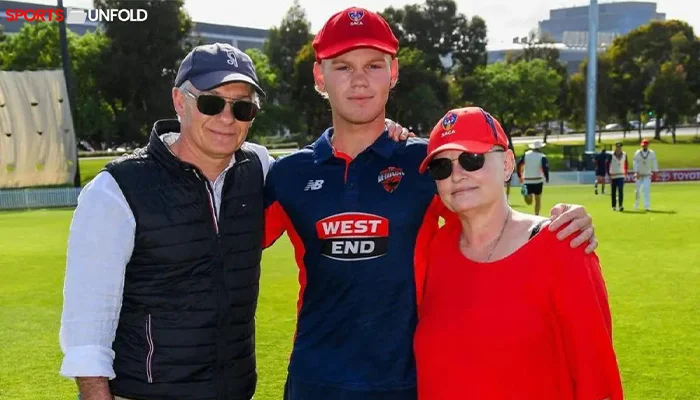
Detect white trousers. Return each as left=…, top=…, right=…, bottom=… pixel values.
left=635, top=175, right=651, bottom=209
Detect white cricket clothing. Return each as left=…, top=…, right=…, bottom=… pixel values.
left=633, top=149, right=658, bottom=176
left=609, top=152, right=627, bottom=179
left=522, top=150, right=547, bottom=184
left=635, top=175, right=652, bottom=209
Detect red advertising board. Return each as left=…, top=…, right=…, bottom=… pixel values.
left=614, top=169, right=700, bottom=183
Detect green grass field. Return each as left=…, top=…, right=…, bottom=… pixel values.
left=2, top=184, right=699, bottom=399
left=512, top=135, right=700, bottom=171
left=77, top=158, right=113, bottom=187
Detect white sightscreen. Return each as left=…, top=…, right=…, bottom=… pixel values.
left=0, top=70, right=77, bottom=188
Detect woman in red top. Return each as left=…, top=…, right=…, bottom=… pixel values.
left=415, top=107, right=624, bottom=400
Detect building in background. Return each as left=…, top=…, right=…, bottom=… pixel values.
left=488, top=1, right=666, bottom=75
left=539, top=1, right=665, bottom=46
left=0, top=0, right=268, bottom=51
left=487, top=42, right=591, bottom=76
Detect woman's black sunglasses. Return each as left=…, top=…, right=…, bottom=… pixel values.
left=427, top=150, right=505, bottom=181
left=182, top=88, right=259, bottom=122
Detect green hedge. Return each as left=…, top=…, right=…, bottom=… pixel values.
left=79, top=150, right=130, bottom=158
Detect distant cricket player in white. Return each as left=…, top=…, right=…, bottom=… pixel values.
left=633, top=139, right=659, bottom=211
left=609, top=142, right=628, bottom=211
left=517, top=140, right=550, bottom=216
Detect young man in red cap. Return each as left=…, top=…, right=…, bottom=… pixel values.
left=263, top=7, right=598, bottom=400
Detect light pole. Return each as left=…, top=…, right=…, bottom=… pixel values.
left=585, top=0, right=598, bottom=156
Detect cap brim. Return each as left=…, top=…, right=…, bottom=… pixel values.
left=190, top=71, right=266, bottom=98
left=418, top=141, right=494, bottom=174
left=317, top=39, right=396, bottom=61
left=528, top=143, right=546, bottom=149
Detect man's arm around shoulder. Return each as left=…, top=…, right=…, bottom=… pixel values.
left=60, top=171, right=135, bottom=399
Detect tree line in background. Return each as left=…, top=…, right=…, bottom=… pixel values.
left=0, top=0, right=698, bottom=149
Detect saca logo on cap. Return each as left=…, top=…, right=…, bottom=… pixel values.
left=348, top=10, right=364, bottom=26
left=441, top=112, right=457, bottom=137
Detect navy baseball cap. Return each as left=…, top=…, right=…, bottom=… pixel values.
left=174, top=43, right=265, bottom=97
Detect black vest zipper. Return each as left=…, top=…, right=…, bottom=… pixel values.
left=192, top=168, right=226, bottom=399
left=192, top=170, right=220, bottom=236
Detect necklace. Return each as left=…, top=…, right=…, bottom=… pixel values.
left=486, top=208, right=512, bottom=262
left=461, top=208, right=512, bottom=263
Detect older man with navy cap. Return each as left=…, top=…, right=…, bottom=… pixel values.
left=59, top=43, right=273, bottom=400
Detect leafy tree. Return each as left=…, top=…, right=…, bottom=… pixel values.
left=570, top=54, right=619, bottom=143
left=0, top=22, right=113, bottom=144
left=608, top=20, right=700, bottom=139
left=244, top=48, right=287, bottom=139
left=467, top=63, right=517, bottom=134
left=264, top=0, right=311, bottom=100
left=93, top=0, right=193, bottom=146
left=380, top=0, right=487, bottom=77
left=456, top=15, right=488, bottom=76
left=69, top=30, right=114, bottom=146
left=567, top=72, right=586, bottom=131
left=471, top=60, right=561, bottom=136
left=290, top=42, right=330, bottom=139
left=263, top=0, right=313, bottom=136
left=0, top=21, right=63, bottom=69
left=509, top=30, right=569, bottom=142
left=645, top=61, right=696, bottom=143
left=386, top=47, right=447, bottom=134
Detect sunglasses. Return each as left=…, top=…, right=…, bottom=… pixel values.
left=427, top=149, right=505, bottom=181
left=182, top=88, right=259, bottom=122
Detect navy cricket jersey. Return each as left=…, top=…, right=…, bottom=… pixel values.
left=264, top=128, right=446, bottom=398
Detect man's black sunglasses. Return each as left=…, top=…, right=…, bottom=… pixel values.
left=182, top=88, right=259, bottom=122
left=427, top=149, right=505, bottom=181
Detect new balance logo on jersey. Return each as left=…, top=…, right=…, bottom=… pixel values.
left=304, top=180, right=324, bottom=191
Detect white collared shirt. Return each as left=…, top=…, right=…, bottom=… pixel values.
left=59, top=133, right=273, bottom=379
left=633, top=149, right=659, bottom=176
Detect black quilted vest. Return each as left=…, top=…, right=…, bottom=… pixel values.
left=105, top=120, right=263, bottom=400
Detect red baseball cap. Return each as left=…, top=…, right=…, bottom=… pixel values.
left=419, top=107, right=510, bottom=173
left=312, top=7, right=399, bottom=62
left=641, top=139, right=650, bottom=145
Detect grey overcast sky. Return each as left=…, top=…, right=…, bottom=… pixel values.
left=17, top=0, right=700, bottom=49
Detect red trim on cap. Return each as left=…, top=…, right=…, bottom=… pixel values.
left=315, top=39, right=398, bottom=62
